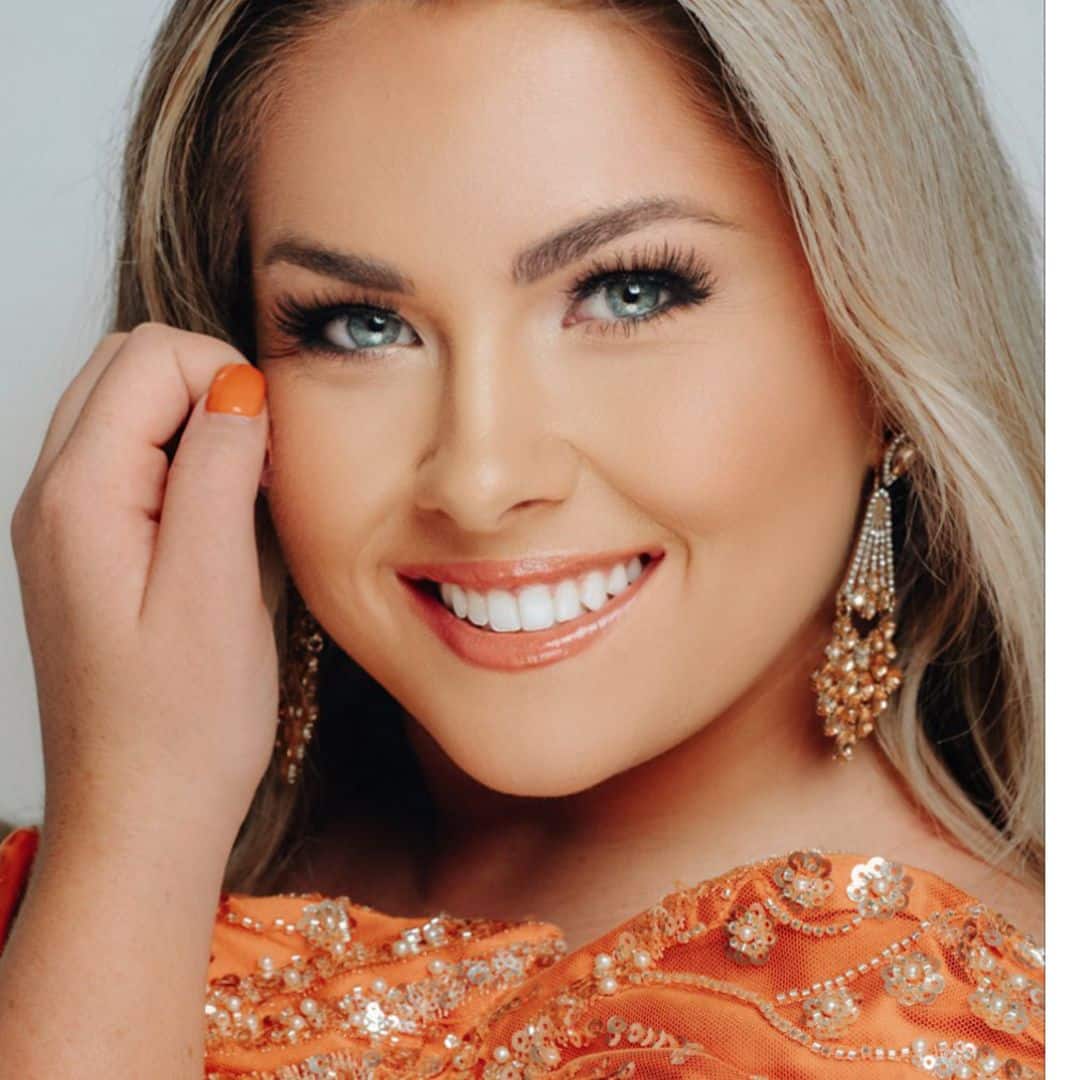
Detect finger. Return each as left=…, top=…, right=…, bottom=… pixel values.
left=141, top=364, right=269, bottom=622
left=25, top=333, right=128, bottom=488
left=58, top=322, right=254, bottom=483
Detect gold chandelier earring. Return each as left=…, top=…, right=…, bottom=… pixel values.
left=811, top=431, right=917, bottom=761
left=276, top=578, right=325, bottom=785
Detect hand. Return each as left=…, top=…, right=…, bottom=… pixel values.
left=10, top=323, right=279, bottom=850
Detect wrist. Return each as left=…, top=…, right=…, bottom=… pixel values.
left=39, top=796, right=239, bottom=877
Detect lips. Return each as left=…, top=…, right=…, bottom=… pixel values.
left=398, top=551, right=664, bottom=670
left=395, top=544, right=667, bottom=591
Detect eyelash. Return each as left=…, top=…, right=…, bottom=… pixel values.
left=263, top=240, right=718, bottom=361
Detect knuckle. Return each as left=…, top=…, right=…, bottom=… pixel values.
left=101, top=330, right=130, bottom=350
left=127, top=320, right=174, bottom=350
left=35, top=458, right=87, bottom=524
left=127, top=321, right=248, bottom=370
left=9, top=490, right=30, bottom=547
left=207, top=337, right=248, bottom=366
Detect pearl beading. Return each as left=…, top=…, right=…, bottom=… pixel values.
left=208, top=899, right=566, bottom=1064
left=774, top=916, right=932, bottom=1003
left=202, top=849, right=1044, bottom=1080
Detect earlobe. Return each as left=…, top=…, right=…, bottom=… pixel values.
left=866, top=398, right=896, bottom=471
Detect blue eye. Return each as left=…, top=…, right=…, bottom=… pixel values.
left=327, top=310, right=420, bottom=351
left=567, top=274, right=678, bottom=338
left=263, top=240, right=717, bottom=360
left=561, top=240, right=717, bottom=340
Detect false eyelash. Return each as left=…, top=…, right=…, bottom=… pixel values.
left=561, top=239, right=717, bottom=341
left=563, top=238, right=717, bottom=308
left=263, top=288, right=402, bottom=361
left=262, top=240, right=718, bottom=360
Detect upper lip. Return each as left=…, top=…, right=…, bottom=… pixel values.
left=396, top=545, right=665, bottom=591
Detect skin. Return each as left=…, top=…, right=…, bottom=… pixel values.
left=248, top=0, right=1042, bottom=947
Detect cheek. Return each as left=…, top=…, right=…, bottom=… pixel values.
left=261, top=373, right=430, bottom=589
left=597, top=302, right=871, bottom=621
left=611, top=336, right=865, bottom=522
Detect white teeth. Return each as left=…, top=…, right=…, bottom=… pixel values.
left=466, top=590, right=488, bottom=627
left=580, top=569, right=609, bottom=612
left=487, top=590, right=522, bottom=632
left=429, top=554, right=651, bottom=633
left=518, top=584, right=556, bottom=631
left=451, top=584, right=469, bottom=618
left=607, top=562, right=629, bottom=596
left=553, top=579, right=584, bottom=623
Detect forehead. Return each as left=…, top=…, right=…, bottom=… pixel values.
left=248, top=1, right=766, bottom=262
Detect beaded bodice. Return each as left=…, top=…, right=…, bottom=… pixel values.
left=0, top=828, right=1045, bottom=1078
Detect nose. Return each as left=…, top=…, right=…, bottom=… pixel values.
left=412, top=330, right=579, bottom=535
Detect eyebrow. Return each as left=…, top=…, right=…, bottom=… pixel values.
left=260, top=195, right=738, bottom=294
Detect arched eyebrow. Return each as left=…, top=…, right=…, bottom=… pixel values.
left=260, top=195, right=738, bottom=294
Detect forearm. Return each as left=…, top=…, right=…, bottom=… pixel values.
left=0, top=814, right=231, bottom=1078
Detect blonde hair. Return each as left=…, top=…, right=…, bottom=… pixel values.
left=101, top=0, right=1043, bottom=894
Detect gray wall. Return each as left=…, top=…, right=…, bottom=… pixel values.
left=0, top=2, right=1044, bottom=825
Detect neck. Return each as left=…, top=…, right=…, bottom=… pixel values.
left=397, top=605, right=932, bottom=930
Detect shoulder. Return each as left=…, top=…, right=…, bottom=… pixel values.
left=883, top=834, right=1044, bottom=943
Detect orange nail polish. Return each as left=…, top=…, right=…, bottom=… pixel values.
left=0, top=827, right=40, bottom=952
left=206, top=363, right=266, bottom=416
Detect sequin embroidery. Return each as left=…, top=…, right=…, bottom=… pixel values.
left=167, top=848, right=1045, bottom=1078
left=773, top=849, right=836, bottom=909
left=724, top=901, right=777, bottom=965
left=847, top=856, right=914, bottom=920
left=881, top=950, right=947, bottom=1007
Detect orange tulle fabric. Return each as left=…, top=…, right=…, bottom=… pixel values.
left=0, top=825, right=1044, bottom=1078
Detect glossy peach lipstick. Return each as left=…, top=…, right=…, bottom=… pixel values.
left=397, top=548, right=665, bottom=671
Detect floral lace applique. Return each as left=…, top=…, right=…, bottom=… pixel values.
left=205, top=899, right=567, bottom=1059
left=848, top=856, right=914, bottom=920
left=933, top=906, right=1046, bottom=1038
left=802, top=985, right=862, bottom=1038
left=909, top=1038, right=1040, bottom=1079
left=880, top=949, right=947, bottom=1007
left=773, top=849, right=835, bottom=909
left=724, top=900, right=777, bottom=965
left=194, top=849, right=1044, bottom=1079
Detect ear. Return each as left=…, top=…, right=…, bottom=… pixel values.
left=832, top=333, right=886, bottom=472
left=859, top=392, right=889, bottom=472
left=867, top=416, right=884, bottom=471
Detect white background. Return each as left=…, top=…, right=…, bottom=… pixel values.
left=0, top=2, right=1045, bottom=824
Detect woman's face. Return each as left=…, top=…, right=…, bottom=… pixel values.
left=249, top=0, right=880, bottom=796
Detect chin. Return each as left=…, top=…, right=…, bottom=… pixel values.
left=442, top=736, right=628, bottom=799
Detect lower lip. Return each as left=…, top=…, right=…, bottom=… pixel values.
left=397, top=554, right=664, bottom=671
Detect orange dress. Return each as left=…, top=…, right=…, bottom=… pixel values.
left=0, top=825, right=1044, bottom=1078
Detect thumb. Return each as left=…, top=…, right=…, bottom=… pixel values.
left=144, top=364, right=269, bottom=616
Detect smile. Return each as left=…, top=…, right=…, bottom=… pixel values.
left=397, top=550, right=665, bottom=671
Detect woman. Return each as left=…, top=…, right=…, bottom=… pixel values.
left=0, top=0, right=1044, bottom=1076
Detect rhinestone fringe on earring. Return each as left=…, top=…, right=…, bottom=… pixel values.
left=811, top=432, right=916, bottom=761
left=276, top=580, right=324, bottom=785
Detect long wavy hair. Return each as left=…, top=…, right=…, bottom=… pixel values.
left=88, top=0, right=1043, bottom=895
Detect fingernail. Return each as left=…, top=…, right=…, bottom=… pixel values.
left=206, top=363, right=265, bottom=416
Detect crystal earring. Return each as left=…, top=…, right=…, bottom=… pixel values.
left=276, top=578, right=324, bottom=785
left=811, top=432, right=916, bottom=761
